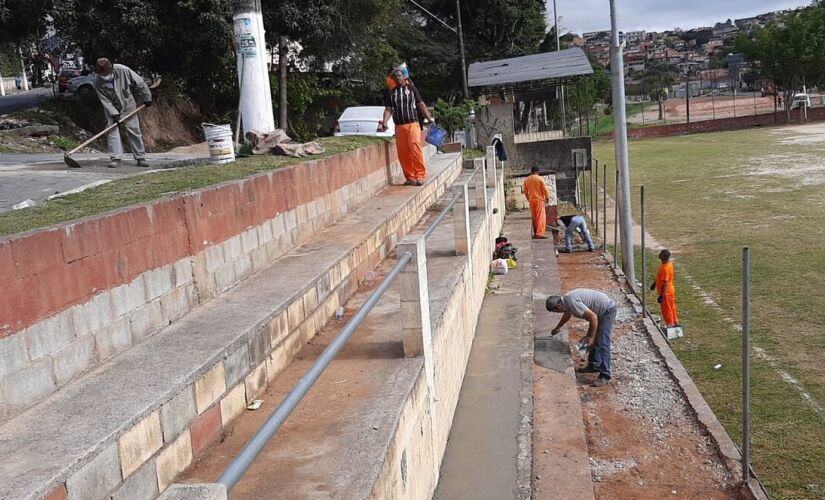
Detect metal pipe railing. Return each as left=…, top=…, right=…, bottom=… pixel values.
left=424, top=194, right=460, bottom=239
left=217, top=251, right=414, bottom=491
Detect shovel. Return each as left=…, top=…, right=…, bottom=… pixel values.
left=64, top=104, right=146, bottom=169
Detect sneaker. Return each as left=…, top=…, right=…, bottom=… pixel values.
left=403, top=179, right=417, bottom=186
left=107, top=159, right=122, bottom=168
left=592, top=375, right=611, bottom=387
left=136, top=159, right=149, bottom=168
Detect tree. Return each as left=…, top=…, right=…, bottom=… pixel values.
left=735, top=5, right=825, bottom=122
left=0, top=0, right=52, bottom=89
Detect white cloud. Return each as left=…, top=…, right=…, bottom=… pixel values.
left=549, top=0, right=812, bottom=34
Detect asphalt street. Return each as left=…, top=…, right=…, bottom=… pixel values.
left=0, top=87, right=54, bottom=115
left=0, top=153, right=204, bottom=213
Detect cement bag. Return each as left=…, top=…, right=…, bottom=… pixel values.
left=490, top=259, right=509, bottom=275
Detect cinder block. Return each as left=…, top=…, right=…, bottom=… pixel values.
left=25, top=312, right=75, bottom=361
left=173, top=259, right=194, bottom=288
left=244, top=362, right=267, bottom=402
left=111, top=278, right=148, bottom=319
left=286, top=298, right=305, bottom=333
left=155, top=429, right=193, bottom=491
left=220, top=384, right=246, bottom=426
left=214, top=263, right=236, bottom=291
left=66, top=443, right=121, bottom=500
left=129, top=300, right=164, bottom=343
left=222, top=235, right=242, bottom=262
left=224, top=344, right=250, bottom=389
left=160, top=285, right=194, bottom=324
left=112, top=458, right=158, bottom=500
left=203, top=244, right=225, bottom=274
left=267, top=312, right=289, bottom=350
left=285, top=210, right=297, bottom=231
left=73, top=292, right=115, bottom=337
left=160, top=386, right=197, bottom=444
left=190, top=404, right=222, bottom=456
left=250, top=246, right=269, bottom=272
left=240, top=228, right=259, bottom=253
left=302, top=288, right=319, bottom=316
left=118, top=410, right=163, bottom=478
left=272, top=213, right=286, bottom=238
left=233, top=255, right=252, bottom=280
left=51, top=335, right=95, bottom=385
left=194, top=362, right=226, bottom=414
left=95, top=318, right=133, bottom=361
left=158, top=483, right=227, bottom=500
left=144, top=266, right=175, bottom=301
left=248, top=329, right=270, bottom=367
left=0, top=334, right=28, bottom=379
left=1, top=357, right=56, bottom=409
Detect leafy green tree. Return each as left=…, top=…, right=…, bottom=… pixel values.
left=736, top=5, right=825, bottom=121
left=432, top=98, right=476, bottom=140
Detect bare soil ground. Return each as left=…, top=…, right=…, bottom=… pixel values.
left=548, top=250, right=740, bottom=499
left=628, top=95, right=810, bottom=125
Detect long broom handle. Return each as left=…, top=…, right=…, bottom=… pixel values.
left=64, top=105, right=145, bottom=157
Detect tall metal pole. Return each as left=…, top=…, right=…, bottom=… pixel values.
left=640, top=186, right=646, bottom=316
left=589, top=163, right=594, bottom=224
left=742, top=246, right=751, bottom=486
left=595, top=162, right=600, bottom=236
left=609, top=0, right=636, bottom=286
left=456, top=0, right=469, bottom=99
left=553, top=0, right=567, bottom=136
left=613, top=168, right=620, bottom=269
left=685, top=69, right=691, bottom=127
left=603, top=165, right=607, bottom=250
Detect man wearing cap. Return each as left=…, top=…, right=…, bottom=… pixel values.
left=379, top=66, right=434, bottom=186
left=546, top=289, right=617, bottom=387
left=558, top=214, right=595, bottom=252
left=92, top=58, right=153, bottom=168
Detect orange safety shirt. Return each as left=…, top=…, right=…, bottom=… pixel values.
left=523, top=174, right=550, bottom=202
left=656, top=261, right=676, bottom=295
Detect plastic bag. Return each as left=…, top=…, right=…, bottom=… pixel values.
left=490, top=259, right=509, bottom=275
left=507, top=257, right=517, bottom=269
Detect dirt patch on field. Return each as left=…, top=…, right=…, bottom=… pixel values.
left=554, top=251, right=740, bottom=499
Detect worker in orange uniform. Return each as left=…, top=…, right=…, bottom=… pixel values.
left=650, top=249, right=680, bottom=327
left=522, top=165, right=551, bottom=239
left=379, top=66, right=434, bottom=186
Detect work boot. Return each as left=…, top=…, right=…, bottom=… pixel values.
left=107, top=159, right=122, bottom=168
left=136, top=159, right=149, bottom=168
left=404, top=179, right=416, bottom=186
left=576, top=365, right=599, bottom=374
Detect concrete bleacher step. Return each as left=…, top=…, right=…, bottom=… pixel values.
left=0, top=152, right=462, bottom=500
left=176, top=166, right=505, bottom=498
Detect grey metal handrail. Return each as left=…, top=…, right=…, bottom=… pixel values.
left=217, top=251, right=414, bottom=491
left=423, top=193, right=461, bottom=239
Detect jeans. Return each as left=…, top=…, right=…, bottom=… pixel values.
left=565, top=215, right=595, bottom=251
left=587, top=307, right=616, bottom=378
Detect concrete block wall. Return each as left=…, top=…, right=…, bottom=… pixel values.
left=0, top=142, right=412, bottom=422
left=370, top=170, right=506, bottom=499
left=26, top=152, right=463, bottom=500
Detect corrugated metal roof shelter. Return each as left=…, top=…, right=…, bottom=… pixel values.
left=468, top=48, right=593, bottom=89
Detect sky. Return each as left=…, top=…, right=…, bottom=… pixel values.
left=549, top=0, right=813, bottom=34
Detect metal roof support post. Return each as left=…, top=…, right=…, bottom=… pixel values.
left=485, top=146, right=497, bottom=188
left=609, top=0, right=636, bottom=288
left=474, top=158, right=488, bottom=215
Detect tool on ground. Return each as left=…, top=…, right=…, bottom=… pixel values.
left=63, top=105, right=146, bottom=169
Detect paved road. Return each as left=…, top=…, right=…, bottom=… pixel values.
left=0, top=153, right=204, bottom=213
left=0, top=88, right=53, bottom=114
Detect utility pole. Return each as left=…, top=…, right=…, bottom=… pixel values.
left=685, top=67, right=691, bottom=126
left=232, top=0, right=276, bottom=135
left=18, top=45, right=30, bottom=91
left=279, top=36, right=288, bottom=129
left=456, top=0, right=468, bottom=98
left=608, top=0, right=636, bottom=287
left=553, top=0, right=567, bottom=136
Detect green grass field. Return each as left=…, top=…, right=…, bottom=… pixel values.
left=594, top=124, right=825, bottom=499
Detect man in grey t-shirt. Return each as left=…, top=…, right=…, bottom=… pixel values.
left=546, top=289, right=617, bottom=386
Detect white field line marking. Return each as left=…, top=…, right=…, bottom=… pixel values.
left=681, top=272, right=825, bottom=422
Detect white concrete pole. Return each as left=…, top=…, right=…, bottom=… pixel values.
left=18, top=45, right=30, bottom=91
left=233, top=0, right=275, bottom=135
left=609, top=0, right=636, bottom=287
left=0, top=68, right=6, bottom=96
left=474, top=157, right=488, bottom=214
left=452, top=183, right=471, bottom=256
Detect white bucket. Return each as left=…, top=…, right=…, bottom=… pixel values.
left=202, top=123, right=235, bottom=164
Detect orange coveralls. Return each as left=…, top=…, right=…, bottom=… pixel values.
left=656, top=261, right=679, bottom=326
left=522, top=174, right=550, bottom=237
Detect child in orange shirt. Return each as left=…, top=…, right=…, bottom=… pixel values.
left=650, top=249, right=680, bottom=327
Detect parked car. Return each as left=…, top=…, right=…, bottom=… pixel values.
left=57, top=69, right=81, bottom=93
left=791, top=93, right=811, bottom=110
left=333, top=106, right=394, bottom=137
left=66, top=73, right=96, bottom=98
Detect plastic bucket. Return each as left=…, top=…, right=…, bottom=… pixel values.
left=425, top=125, right=448, bottom=147
left=202, top=123, right=235, bottom=164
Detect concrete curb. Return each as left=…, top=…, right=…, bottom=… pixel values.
left=603, top=250, right=770, bottom=500
left=516, top=215, right=535, bottom=500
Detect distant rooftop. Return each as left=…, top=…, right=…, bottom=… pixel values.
left=467, top=48, right=594, bottom=89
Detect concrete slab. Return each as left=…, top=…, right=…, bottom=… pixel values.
left=434, top=213, right=532, bottom=500
left=0, top=153, right=460, bottom=499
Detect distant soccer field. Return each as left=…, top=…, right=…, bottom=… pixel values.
left=593, top=124, right=825, bottom=499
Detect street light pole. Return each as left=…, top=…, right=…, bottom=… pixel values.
left=553, top=0, right=567, bottom=136
left=609, top=0, right=636, bottom=287
left=456, top=0, right=469, bottom=99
